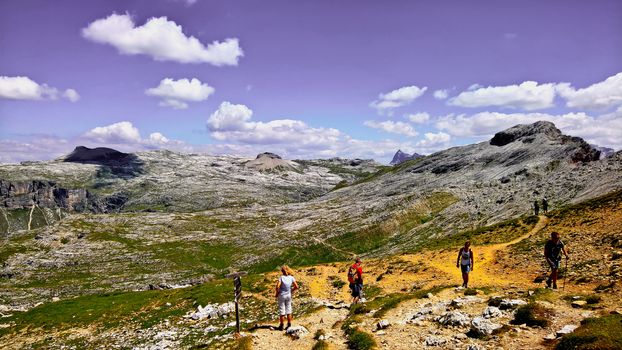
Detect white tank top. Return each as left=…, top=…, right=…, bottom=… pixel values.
left=461, top=249, right=471, bottom=265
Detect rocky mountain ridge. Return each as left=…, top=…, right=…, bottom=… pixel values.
left=390, top=149, right=423, bottom=165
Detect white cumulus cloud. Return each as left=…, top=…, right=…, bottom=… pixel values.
left=448, top=81, right=558, bottom=110
left=0, top=76, right=79, bottom=102
left=406, top=112, right=430, bottom=124
left=433, top=89, right=449, bottom=100
left=82, top=13, right=243, bottom=66
left=414, top=131, right=452, bottom=153
left=206, top=102, right=341, bottom=147
left=145, top=78, right=215, bottom=109
left=370, top=85, right=427, bottom=115
left=83, top=121, right=142, bottom=144
left=436, top=111, right=622, bottom=149
left=364, top=120, right=418, bottom=137
left=557, top=72, right=622, bottom=110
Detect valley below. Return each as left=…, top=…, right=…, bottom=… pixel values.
left=1, top=122, right=621, bottom=350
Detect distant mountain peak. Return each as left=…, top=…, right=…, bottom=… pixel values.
left=390, top=150, right=423, bottom=165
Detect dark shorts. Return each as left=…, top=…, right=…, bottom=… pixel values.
left=349, top=283, right=363, bottom=298
left=460, top=264, right=471, bottom=274
left=549, top=259, right=561, bottom=270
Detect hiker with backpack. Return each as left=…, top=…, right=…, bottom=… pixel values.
left=348, top=257, right=364, bottom=304
left=544, top=232, right=568, bottom=289
left=275, top=265, right=299, bottom=330
left=456, top=241, right=474, bottom=288
left=534, top=200, right=540, bottom=216
left=542, top=198, right=548, bottom=214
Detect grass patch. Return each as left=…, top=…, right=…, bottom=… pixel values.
left=342, top=316, right=377, bottom=350
left=556, top=314, right=622, bottom=350
left=234, top=336, right=253, bottom=350
left=367, top=285, right=448, bottom=318
left=312, top=340, right=330, bottom=350
left=464, top=288, right=478, bottom=296
left=511, top=303, right=552, bottom=328
left=0, top=279, right=232, bottom=335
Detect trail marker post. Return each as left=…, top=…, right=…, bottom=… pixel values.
left=225, top=271, right=247, bottom=334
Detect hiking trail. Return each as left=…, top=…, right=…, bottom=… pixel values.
left=249, top=215, right=555, bottom=349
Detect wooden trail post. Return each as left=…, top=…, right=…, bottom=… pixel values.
left=225, top=271, right=247, bottom=334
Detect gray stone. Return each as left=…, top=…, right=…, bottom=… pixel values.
left=435, top=311, right=471, bottom=327
left=482, top=306, right=502, bottom=319
left=470, top=316, right=503, bottom=336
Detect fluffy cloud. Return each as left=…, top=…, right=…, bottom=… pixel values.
left=436, top=111, right=622, bottom=149
left=557, top=72, right=622, bottom=110
left=206, top=102, right=341, bottom=147
left=145, top=78, right=215, bottom=109
left=364, top=120, right=418, bottom=137
left=82, top=13, right=243, bottom=66
left=433, top=89, right=449, bottom=100
left=414, top=131, right=452, bottom=153
left=83, top=121, right=141, bottom=144
left=0, top=76, right=79, bottom=102
left=448, top=81, right=558, bottom=110
left=406, top=112, right=430, bottom=124
left=370, top=85, right=427, bottom=114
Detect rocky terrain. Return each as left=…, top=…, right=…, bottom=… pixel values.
left=0, top=121, right=621, bottom=349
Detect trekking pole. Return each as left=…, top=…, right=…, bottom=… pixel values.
left=563, top=257, right=568, bottom=291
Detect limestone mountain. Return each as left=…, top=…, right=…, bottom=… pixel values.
left=389, top=149, right=423, bottom=165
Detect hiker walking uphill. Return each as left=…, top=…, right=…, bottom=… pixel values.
left=456, top=241, right=474, bottom=288
left=544, top=232, right=569, bottom=289
left=275, top=265, right=298, bottom=330
left=534, top=200, right=540, bottom=216
left=348, top=257, right=364, bottom=304
left=542, top=198, right=549, bottom=214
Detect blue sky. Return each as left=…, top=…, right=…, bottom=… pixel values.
left=1, top=0, right=621, bottom=163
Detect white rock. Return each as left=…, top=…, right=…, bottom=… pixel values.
left=482, top=306, right=502, bottom=319
left=499, top=299, right=527, bottom=310
left=376, top=320, right=390, bottom=330
left=435, top=311, right=471, bottom=327
left=556, top=325, right=579, bottom=337
left=470, top=316, right=503, bottom=336
left=286, top=325, right=309, bottom=339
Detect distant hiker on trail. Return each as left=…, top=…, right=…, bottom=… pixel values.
left=534, top=200, right=540, bottom=216
left=275, top=265, right=299, bottom=330
left=456, top=241, right=474, bottom=288
left=348, top=257, right=364, bottom=304
left=544, top=232, right=569, bottom=289
left=542, top=198, right=548, bottom=214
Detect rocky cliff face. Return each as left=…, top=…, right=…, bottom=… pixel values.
left=0, top=180, right=89, bottom=211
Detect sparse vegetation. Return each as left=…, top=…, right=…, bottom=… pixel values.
left=342, top=316, right=377, bottom=350
left=511, top=303, right=552, bottom=328
left=556, top=314, right=622, bottom=350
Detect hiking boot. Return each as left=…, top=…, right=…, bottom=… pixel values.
left=277, top=324, right=284, bottom=331
left=553, top=283, right=558, bottom=290
left=546, top=279, right=552, bottom=288
left=285, top=323, right=291, bottom=330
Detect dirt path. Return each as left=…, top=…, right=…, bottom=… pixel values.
left=401, top=215, right=550, bottom=288
left=250, top=216, right=558, bottom=349
left=312, top=237, right=356, bottom=258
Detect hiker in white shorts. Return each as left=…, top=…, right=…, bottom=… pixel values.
left=275, top=265, right=299, bottom=330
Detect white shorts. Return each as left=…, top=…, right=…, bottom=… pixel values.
left=278, top=293, right=292, bottom=316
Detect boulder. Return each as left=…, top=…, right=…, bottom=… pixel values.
left=470, top=316, right=503, bottom=336
left=499, top=299, right=527, bottom=310
left=482, top=306, right=502, bottom=319
left=571, top=300, right=587, bottom=308
left=376, top=320, right=390, bottom=330
left=435, top=311, right=471, bottom=327
left=424, top=336, right=447, bottom=347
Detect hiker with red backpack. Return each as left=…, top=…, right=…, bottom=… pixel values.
left=348, top=257, right=364, bottom=304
